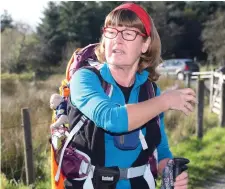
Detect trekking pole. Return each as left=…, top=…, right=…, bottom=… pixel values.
left=172, top=157, right=190, bottom=189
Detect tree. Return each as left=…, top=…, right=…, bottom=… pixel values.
left=138, top=2, right=184, bottom=59
left=58, top=1, right=122, bottom=46
left=165, top=1, right=225, bottom=61
left=186, top=1, right=225, bottom=23
left=58, top=1, right=85, bottom=44
left=1, top=22, right=38, bottom=73
left=1, top=10, right=13, bottom=32
left=37, top=1, right=67, bottom=70
left=202, top=10, right=225, bottom=66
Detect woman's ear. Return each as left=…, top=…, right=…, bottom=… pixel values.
left=142, top=37, right=151, bottom=53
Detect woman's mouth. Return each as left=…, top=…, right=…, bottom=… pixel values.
left=112, top=49, right=125, bottom=54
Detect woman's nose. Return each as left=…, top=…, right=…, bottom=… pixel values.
left=114, top=31, right=124, bottom=41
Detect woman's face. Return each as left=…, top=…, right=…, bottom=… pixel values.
left=104, top=26, right=150, bottom=68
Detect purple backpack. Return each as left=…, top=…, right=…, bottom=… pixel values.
left=54, top=43, right=112, bottom=182
left=66, top=43, right=100, bottom=81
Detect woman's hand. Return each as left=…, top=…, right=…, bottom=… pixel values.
left=161, top=88, right=197, bottom=115
left=174, top=171, right=189, bottom=189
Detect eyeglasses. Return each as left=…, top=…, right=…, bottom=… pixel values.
left=103, top=27, right=146, bottom=41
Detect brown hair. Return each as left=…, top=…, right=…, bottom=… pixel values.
left=95, top=9, right=162, bottom=81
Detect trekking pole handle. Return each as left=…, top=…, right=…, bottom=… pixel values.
left=172, top=157, right=190, bottom=189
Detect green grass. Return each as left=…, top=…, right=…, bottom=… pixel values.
left=155, top=127, right=225, bottom=189
left=156, top=75, right=185, bottom=91
left=170, top=127, right=225, bottom=189
left=1, top=72, right=35, bottom=81
left=1, top=172, right=51, bottom=189
left=199, top=64, right=219, bottom=72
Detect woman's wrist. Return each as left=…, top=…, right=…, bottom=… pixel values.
left=156, top=95, right=170, bottom=112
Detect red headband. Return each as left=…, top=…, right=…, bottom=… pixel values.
left=113, top=3, right=151, bottom=36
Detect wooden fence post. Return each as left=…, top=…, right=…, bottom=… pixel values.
left=209, top=71, right=214, bottom=109
left=185, top=72, right=191, bottom=88
left=196, top=79, right=204, bottom=139
left=21, top=108, right=35, bottom=185
left=32, top=72, right=36, bottom=85
left=220, top=82, right=225, bottom=127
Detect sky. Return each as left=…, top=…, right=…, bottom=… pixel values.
left=0, top=0, right=49, bottom=29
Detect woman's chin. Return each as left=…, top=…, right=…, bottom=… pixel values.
left=109, top=61, right=125, bottom=66
left=108, top=58, right=126, bottom=66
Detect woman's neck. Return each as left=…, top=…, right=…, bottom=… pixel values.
left=109, top=64, right=138, bottom=87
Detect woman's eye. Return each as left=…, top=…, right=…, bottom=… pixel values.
left=124, top=31, right=135, bottom=36
left=125, top=33, right=131, bottom=36
left=107, top=30, right=115, bottom=34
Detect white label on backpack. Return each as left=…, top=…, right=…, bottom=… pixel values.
left=102, top=176, right=114, bottom=181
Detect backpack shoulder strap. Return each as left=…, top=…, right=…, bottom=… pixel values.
left=81, top=66, right=111, bottom=96
left=140, top=80, right=160, bottom=179
left=139, top=80, right=157, bottom=102
left=82, top=66, right=103, bottom=83
left=151, top=81, right=158, bottom=97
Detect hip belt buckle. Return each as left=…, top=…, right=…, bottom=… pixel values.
left=119, top=168, right=128, bottom=180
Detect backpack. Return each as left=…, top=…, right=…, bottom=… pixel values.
left=50, top=43, right=112, bottom=189
left=50, top=43, right=159, bottom=189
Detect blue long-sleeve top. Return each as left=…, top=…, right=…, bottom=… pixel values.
left=70, top=63, right=172, bottom=189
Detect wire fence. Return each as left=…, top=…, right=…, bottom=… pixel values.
left=1, top=113, right=51, bottom=186
left=1, top=121, right=51, bottom=130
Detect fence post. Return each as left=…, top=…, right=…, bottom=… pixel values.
left=220, top=82, right=225, bottom=127
left=210, top=71, right=215, bottom=110
left=32, top=72, right=36, bottom=85
left=21, top=108, right=35, bottom=185
left=185, top=71, right=191, bottom=88
left=196, top=79, right=204, bottom=139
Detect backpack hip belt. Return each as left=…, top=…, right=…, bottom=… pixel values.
left=81, top=163, right=155, bottom=189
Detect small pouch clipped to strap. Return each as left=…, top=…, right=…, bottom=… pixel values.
left=93, top=166, right=120, bottom=189
left=113, top=130, right=140, bottom=150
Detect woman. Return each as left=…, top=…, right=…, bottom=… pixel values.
left=69, top=3, right=196, bottom=189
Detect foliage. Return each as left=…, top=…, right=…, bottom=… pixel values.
left=202, top=10, right=225, bottom=66
left=1, top=78, right=55, bottom=183
left=1, top=72, right=34, bottom=81
left=156, top=75, right=185, bottom=91
left=0, top=10, right=13, bottom=32
left=164, top=1, right=225, bottom=62
left=1, top=25, right=39, bottom=73
left=36, top=2, right=67, bottom=69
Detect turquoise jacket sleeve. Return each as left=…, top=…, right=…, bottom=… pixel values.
left=70, top=68, right=129, bottom=133
left=156, top=87, right=173, bottom=162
